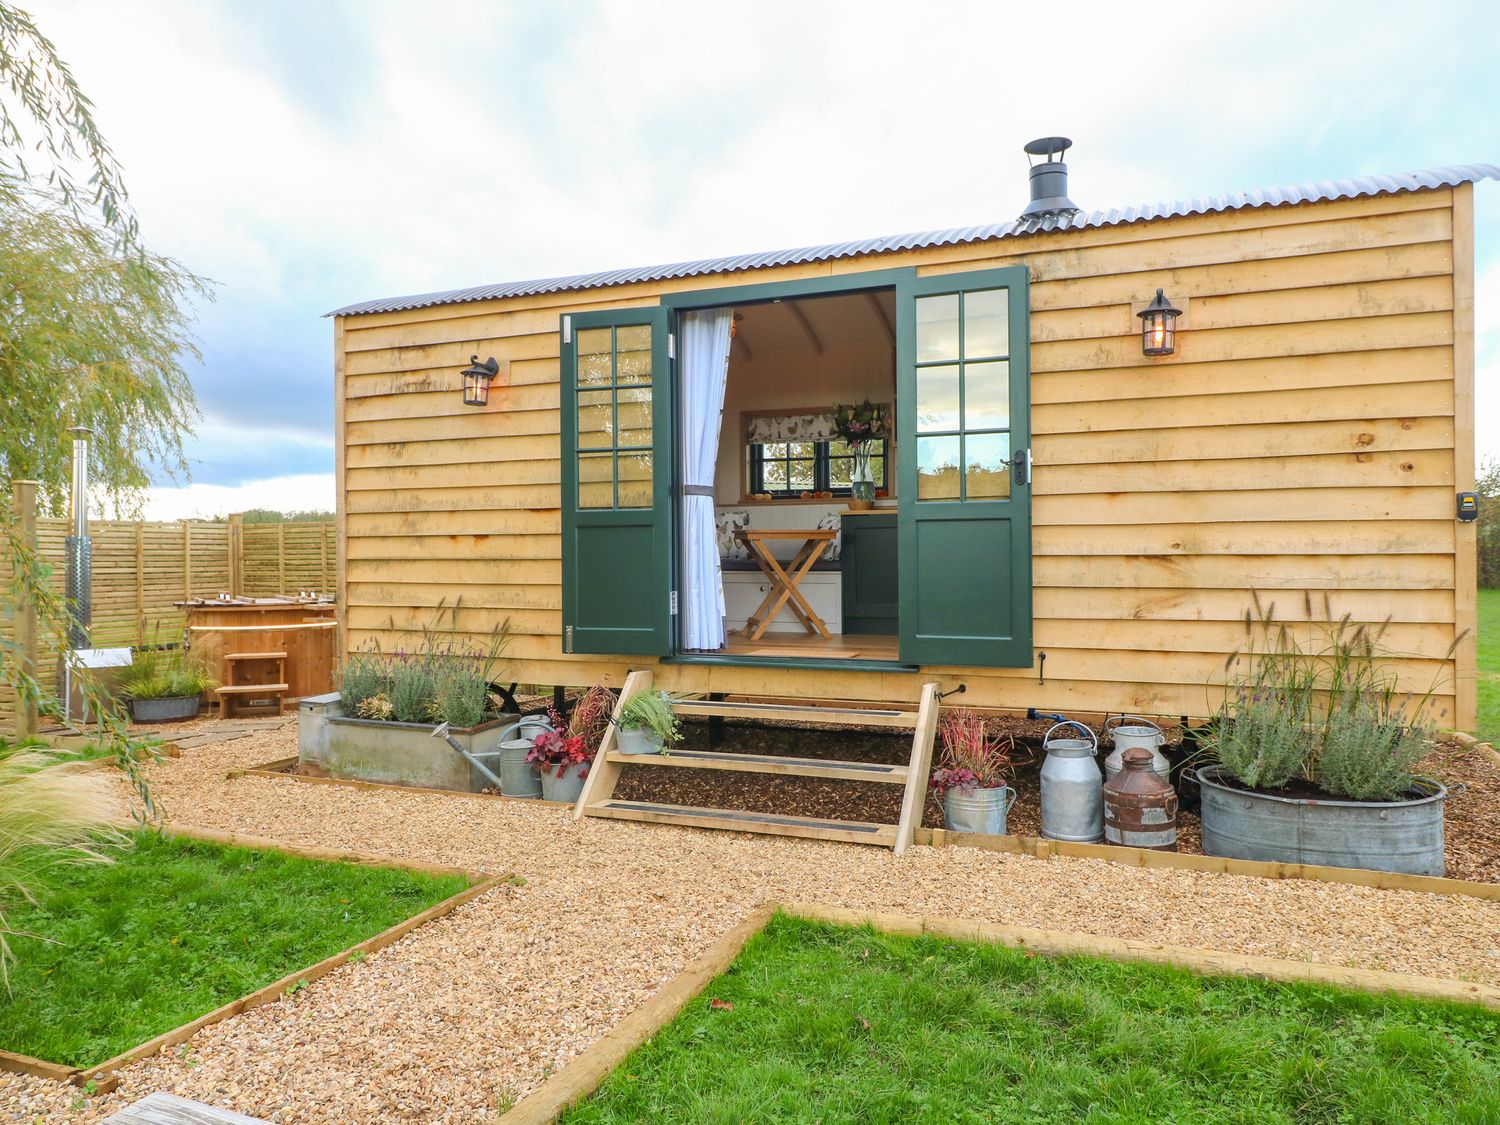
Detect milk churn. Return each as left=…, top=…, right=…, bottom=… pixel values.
left=1103, top=747, right=1179, bottom=852
left=1040, top=721, right=1103, bottom=843
left=1103, top=715, right=1170, bottom=783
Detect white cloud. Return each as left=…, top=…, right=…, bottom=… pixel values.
left=142, top=474, right=335, bottom=521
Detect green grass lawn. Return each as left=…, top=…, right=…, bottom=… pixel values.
left=563, top=914, right=1500, bottom=1125
left=1477, top=588, right=1500, bottom=743
left=0, top=831, right=467, bottom=1068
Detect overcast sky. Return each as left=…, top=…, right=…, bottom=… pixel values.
left=33, top=0, right=1500, bottom=518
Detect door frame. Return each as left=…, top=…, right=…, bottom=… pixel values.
left=657, top=265, right=1030, bottom=672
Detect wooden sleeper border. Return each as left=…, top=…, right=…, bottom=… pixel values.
left=0, top=826, right=510, bottom=1094
left=229, top=756, right=577, bottom=807
left=498, top=902, right=1500, bottom=1125
left=236, top=758, right=1500, bottom=902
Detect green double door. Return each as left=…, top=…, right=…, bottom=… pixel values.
left=896, top=267, right=1033, bottom=667
left=560, top=267, right=1032, bottom=668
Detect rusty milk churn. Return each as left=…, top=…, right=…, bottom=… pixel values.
left=1103, top=715, right=1170, bottom=783
left=1040, top=721, right=1103, bottom=843
left=1103, top=747, right=1179, bottom=852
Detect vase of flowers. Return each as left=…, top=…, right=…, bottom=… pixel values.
left=833, top=400, right=888, bottom=509
left=928, top=708, right=1024, bottom=835
left=528, top=685, right=614, bottom=803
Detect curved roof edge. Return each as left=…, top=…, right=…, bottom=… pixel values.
left=327, top=162, right=1500, bottom=318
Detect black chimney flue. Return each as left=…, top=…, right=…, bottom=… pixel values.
left=1020, top=136, right=1080, bottom=221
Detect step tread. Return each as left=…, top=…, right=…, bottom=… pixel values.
left=215, top=683, right=289, bottom=694
left=225, top=651, right=287, bottom=661
left=606, top=747, right=909, bottom=783
left=673, top=699, right=918, bottom=729
left=589, top=799, right=898, bottom=844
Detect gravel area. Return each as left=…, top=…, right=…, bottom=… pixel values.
left=5, top=719, right=1500, bottom=1124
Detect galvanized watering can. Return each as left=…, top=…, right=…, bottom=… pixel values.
left=1103, top=715, right=1170, bottom=783
left=1040, top=721, right=1103, bottom=843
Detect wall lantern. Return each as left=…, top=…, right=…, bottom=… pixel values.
left=1137, top=289, right=1182, bottom=357
left=460, top=355, right=500, bottom=407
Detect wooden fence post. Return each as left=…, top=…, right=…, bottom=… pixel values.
left=182, top=521, right=192, bottom=600
left=12, top=480, right=39, bottom=739
left=320, top=522, right=330, bottom=595
left=134, top=521, right=146, bottom=638
left=277, top=521, right=287, bottom=594
left=227, top=513, right=243, bottom=597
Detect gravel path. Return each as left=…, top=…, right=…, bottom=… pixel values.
left=5, top=721, right=1500, bottom=1123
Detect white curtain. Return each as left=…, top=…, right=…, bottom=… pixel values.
left=680, top=309, right=734, bottom=651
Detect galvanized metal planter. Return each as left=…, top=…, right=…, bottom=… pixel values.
left=617, top=727, right=665, bottom=755
left=541, top=761, right=588, bottom=804
left=129, top=695, right=202, bottom=723
left=297, top=695, right=519, bottom=793
left=1195, top=765, right=1448, bottom=876
left=942, top=785, right=1016, bottom=835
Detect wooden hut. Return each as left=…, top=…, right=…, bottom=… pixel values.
left=328, top=155, right=1493, bottom=764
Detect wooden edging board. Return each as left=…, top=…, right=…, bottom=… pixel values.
left=229, top=758, right=576, bottom=809
left=0, top=831, right=510, bottom=1093
left=243, top=763, right=1500, bottom=902
left=911, top=826, right=1500, bottom=902
left=498, top=901, right=1500, bottom=1124
left=1449, top=730, right=1500, bottom=770
left=495, top=907, right=775, bottom=1125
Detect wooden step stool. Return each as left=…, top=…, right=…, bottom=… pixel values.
left=216, top=651, right=289, bottom=718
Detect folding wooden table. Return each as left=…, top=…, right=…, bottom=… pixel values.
left=734, top=528, right=836, bottom=641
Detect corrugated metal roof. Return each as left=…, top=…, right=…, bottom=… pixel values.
left=328, top=162, right=1499, bottom=318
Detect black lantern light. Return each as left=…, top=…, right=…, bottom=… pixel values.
left=1137, top=289, right=1182, bottom=357
left=460, top=355, right=500, bottom=407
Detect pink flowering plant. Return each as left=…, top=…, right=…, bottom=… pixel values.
left=928, top=708, right=1025, bottom=795
left=832, top=400, right=889, bottom=448
left=527, top=685, right=615, bottom=779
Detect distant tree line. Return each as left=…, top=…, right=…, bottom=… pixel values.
left=1479, top=460, right=1500, bottom=589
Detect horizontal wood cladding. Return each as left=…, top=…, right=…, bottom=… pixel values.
left=335, top=186, right=1470, bottom=720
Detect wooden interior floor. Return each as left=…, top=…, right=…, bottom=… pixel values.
left=721, top=630, right=900, bottom=661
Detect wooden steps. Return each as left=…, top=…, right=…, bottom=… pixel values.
left=672, top=699, right=918, bottom=729
left=575, top=671, right=942, bottom=853
left=604, top=747, right=910, bottom=784
left=216, top=683, right=289, bottom=694
left=588, top=799, right=899, bottom=846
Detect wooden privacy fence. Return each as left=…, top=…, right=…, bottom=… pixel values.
left=1, top=484, right=336, bottom=734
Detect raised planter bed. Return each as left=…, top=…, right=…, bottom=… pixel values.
left=298, top=693, right=518, bottom=792
left=1194, top=764, right=1449, bottom=877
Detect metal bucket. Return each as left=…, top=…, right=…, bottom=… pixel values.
left=540, top=760, right=587, bottom=804
left=1193, top=764, right=1448, bottom=876
left=942, top=785, right=1016, bottom=836
left=1103, top=715, right=1169, bottom=783
left=498, top=737, right=542, bottom=799
left=1040, top=721, right=1103, bottom=843
left=129, top=695, right=202, bottom=723
left=617, top=727, right=665, bottom=755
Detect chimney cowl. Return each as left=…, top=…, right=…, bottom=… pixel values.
left=1019, top=136, right=1080, bottom=222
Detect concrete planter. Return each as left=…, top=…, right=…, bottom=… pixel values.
left=297, top=694, right=518, bottom=793
left=129, top=695, right=202, bottom=723
left=1195, top=764, right=1448, bottom=876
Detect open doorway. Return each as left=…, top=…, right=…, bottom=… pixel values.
left=679, top=288, right=899, bottom=662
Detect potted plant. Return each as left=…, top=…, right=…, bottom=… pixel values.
left=1191, top=598, right=1456, bottom=876
left=528, top=685, right=614, bottom=803
left=117, top=646, right=217, bottom=722
left=614, top=690, right=681, bottom=755
left=300, top=609, right=516, bottom=792
left=927, top=708, right=1022, bottom=835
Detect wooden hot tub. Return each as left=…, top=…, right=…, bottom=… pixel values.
left=181, top=598, right=338, bottom=703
